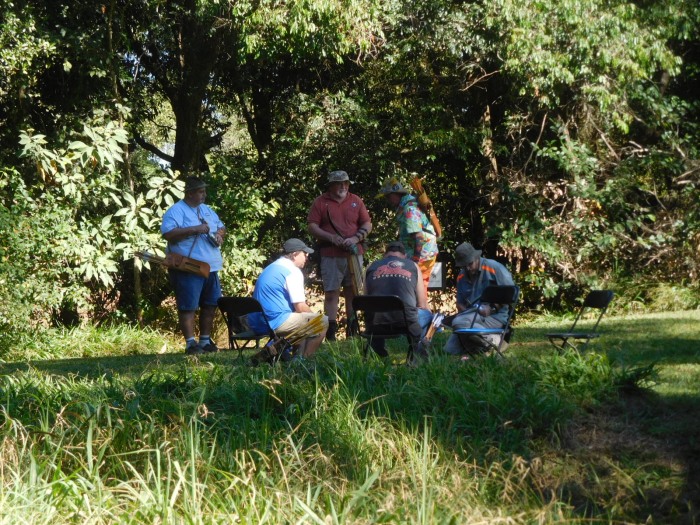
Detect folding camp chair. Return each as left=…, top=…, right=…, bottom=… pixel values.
left=352, top=295, right=416, bottom=363
left=453, top=285, right=520, bottom=357
left=546, top=290, right=614, bottom=352
left=217, top=297, right=276, bottom=358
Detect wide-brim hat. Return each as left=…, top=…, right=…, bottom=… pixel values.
left=283, top=238, right=314, bottom=254
left=376, top=177, right=409, bottom=198
left=327, top=170, right=354, bottom=184
left=184, top=176, right=207, bottom=192
left=455, top=242, right=482, bottom=267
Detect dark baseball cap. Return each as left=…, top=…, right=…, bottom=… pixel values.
left=385, top=240, right=405, bottom=254
left=283, top=238, right=314, bottom=254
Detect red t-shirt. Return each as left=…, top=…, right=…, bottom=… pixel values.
left=307, top=192, right=371, bottom=257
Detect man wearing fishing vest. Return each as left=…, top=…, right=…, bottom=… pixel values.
left=308, top=170, right=372, bottom=341
left=161, top=176, right=226, bottom=354
left=248, top=238, right=329, bottom=358
left=377, top=177, right=438, bottom=304
left=443, top=242, right=515, bottom=355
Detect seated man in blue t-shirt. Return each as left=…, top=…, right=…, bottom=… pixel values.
left=248, top=238, right=329, bottom=358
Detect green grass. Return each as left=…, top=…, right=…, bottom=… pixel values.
left=0, top=311, right=698, bottom=523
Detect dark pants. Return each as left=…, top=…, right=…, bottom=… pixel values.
left=367, top=308, right=433, bottom=359
left=369, top=321, right=423, bottom=358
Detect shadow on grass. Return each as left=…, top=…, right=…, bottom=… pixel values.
left=511, top=320, right=700, bottom=524
left=0, top=348, right=246, bottom=379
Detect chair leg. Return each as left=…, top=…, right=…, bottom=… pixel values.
left=551, top=337, right=581, bottom=353
left=548, top=337, right=568, bottom=353
left=492, top=336, right=507, bottom=357
left=232, top=341, right=243, bottom=360
left=458, top=333, right=490, bottom=356
left=578, top=338, right=592, bottom=352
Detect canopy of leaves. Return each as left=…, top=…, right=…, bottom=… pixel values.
left=0, top=0, right=698, bottom=330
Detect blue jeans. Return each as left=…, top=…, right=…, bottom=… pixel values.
left=169, top=270, right=221, bottom=311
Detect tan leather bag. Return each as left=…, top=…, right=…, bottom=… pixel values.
left=136, top=251, right=210, bottom=279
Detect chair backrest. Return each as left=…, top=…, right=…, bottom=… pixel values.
left=583, top=290, right=614, bottom=309
left=474, top=285, right=520, bottom=329
left=479, top=285, right=520, bottom=306
left=217, top=296, right=274, bottom=336
left=352, top=295, right=405, bottom=315
left=570, top=289, right=614, bottom=332
left=352, top=295, right=410, bottom=334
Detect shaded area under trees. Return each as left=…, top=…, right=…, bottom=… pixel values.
left=0, top=0, right=699, bottom=336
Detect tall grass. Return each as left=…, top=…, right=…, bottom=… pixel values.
left=3, top=311, right=699, bottom=523
left=0, top=324, right=178, bottom=363
left=0, top=342, right=631, bottom=524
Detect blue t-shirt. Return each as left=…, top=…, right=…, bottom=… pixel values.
left=456, top=258, right=514, bottom=324
left=249, top=257, right=306, bottom=333
left=161, top=200, right=224, bottom=271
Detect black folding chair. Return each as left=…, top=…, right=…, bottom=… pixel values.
left=217, top=297, right=275, bottom=358
left=352, top=295, right=416, bottom=363
left=453, top=285, right=520, bottom=357
left=546, top=290, right=614, bottom=352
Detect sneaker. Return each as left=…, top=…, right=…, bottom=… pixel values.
left=346, top=316, right=360, bottom=338
left=185, top=344, right=203, bottom=355
left=200, top=342, right=219, bottom=353
left=326, top=321, right=338, bottom=341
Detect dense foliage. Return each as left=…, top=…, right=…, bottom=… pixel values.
left=1, top=0, right=698, bottom=333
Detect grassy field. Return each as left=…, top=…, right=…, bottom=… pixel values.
left=0, top=310, right=698, bottom=523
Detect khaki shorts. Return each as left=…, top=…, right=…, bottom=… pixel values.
left=320, top=255, right=363, bottom=291
left=276, top=312, right=329, bottom=338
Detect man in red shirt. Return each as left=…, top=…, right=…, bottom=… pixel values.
left=308, top=170, right=372, bottom=340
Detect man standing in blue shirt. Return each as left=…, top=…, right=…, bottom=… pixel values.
left=444, top=242, right=514, bottom=355
left=161, top=177, right=226, bottom=354
left=248, top=238, right=329, bottom=358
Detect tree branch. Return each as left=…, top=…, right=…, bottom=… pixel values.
left=133, top=135, right=174, bottom=163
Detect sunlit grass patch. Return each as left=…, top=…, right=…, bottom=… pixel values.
left=0, top=311, right=698, bottom=523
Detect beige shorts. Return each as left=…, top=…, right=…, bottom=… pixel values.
left=276, top=312, right=329, bottom=338
left=320, top=255, right=363, bottom=291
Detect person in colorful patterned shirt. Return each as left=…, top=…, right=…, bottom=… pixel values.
left=377, top=177, right=438, bottom=303
left=443, top=242, right=515, bottom=355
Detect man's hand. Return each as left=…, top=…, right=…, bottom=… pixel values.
left=477, top=304, right=493, bottom=317
left=214, top=228, right=225, bottom=246
left=342, top=236, right=359, bottom=249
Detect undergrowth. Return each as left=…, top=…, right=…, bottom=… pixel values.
left=0, top=342, right=640, bottom=523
